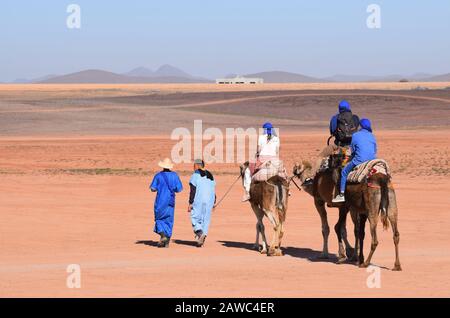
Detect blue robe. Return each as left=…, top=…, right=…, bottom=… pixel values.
left=340, top=129, right=377, bottom=192
left=189, top=170, right=216, bottom=236
left=150, top=171, right=183, bottom=238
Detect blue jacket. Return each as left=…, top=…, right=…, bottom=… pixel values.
left=329, top=114, right=338, bottom=135
left=350, top=129, right=377, bottom=165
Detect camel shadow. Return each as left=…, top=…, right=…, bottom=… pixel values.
left=282, top=246, right=338, bottom=263
left=135, top=240, right=159, bottom=247
left=218, top=240, right=338, bottom=263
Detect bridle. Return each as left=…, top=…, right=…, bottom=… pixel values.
left=288, top=175, right=302, bottom=192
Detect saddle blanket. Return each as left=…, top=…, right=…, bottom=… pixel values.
left=347, top=159, right=391, bottom=183
left=252, top=159, right=288, bottom=182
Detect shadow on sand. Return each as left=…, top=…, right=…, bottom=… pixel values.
left=173, top=239, right=198, bottom=247
left=135, top=240, right=159, bottom=247
left=218, top=240, right=338, bottom=263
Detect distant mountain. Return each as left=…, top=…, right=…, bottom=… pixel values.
left=123, top=64, right=210, bottom=82
left=422, top=73, right=450, bottom=82
left=39, top=69, right=212, bottom=83
left=39, top=70, right=130, bottom=83
left=322, top=74, right=378, bottom=82
left=10, top=74, right=58, bottom=83
left=11, top=78, right=30, bottom=83
left=367, top=75, right=405, bottom=82
left=154, top=64, right=192, bottom=78
left=324, top=74, right=407, bottom=82
left=244, top=71, right=325, bottom=83
left=15, top=67, right=449, bottom=84
left=124, top=64, right=194, bottom=78
left=32, top=74, right=59, bottom=82
left=410, top=72, right=433, bottom=79
left=324, top=73, right=436, bottom=83
left=123, top=67, right=154, bottom=77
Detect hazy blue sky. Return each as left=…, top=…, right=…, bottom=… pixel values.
left=0, top=0, right=449, bottom=81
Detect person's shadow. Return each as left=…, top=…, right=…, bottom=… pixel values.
left=172, top=239, right=198, bottom=247
left=135, top=240, right=159, bottom=247
left=135, top=239, right=202, bottom=247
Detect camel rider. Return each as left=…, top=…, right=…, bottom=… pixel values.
left=332, top=118, right=377, bottom=203
left=242, top=122, right=280, bottom=202
left=303, top=100, right=360, bottom=186
left=330, top=99, right=360, bottom=147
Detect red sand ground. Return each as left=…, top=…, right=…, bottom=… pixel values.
left=0, top=133, right=449, bottom=297
left=0, top=85, right=449, bottom=297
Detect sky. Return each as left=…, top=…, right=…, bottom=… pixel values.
left=0, top=0, right=449, bottom=81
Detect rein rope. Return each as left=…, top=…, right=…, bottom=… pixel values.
left=289, top=175, right=302, bottom=192
left=215, top=170, right=303, bottom=210
left=214, top=174, right=242, bottom=209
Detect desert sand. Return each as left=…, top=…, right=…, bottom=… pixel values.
left=0, top=84, right=449, bottom=297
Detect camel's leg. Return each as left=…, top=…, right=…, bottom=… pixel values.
left=358, top=214, right=367, bottom=267
left=259, top=221, right=268, bottom=254
left=251, top=203, right=267, bottom=254
left=362, top=211, right=379, bottom=268
left=314, top=198, right=330, bottom=259
left=350, top=209, right=359, bottom=263
left=278, top=221, right=284, bottom=247
left=389, top=189, right=402, bottom=271
left=335, top=207, right=349, bottom=263
left=272, top=222, right=283, bottom=256
left=340, top=209, right=355, bottom=259
left=390, top=218, right=401, bottom=271
left=254, top=222, right=260, bottom=250
left=265, top=210, right=283, bottom=256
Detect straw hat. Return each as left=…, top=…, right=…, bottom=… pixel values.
left=158, top=158, right=174, bottom=170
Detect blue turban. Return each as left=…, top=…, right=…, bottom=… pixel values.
left=263, top=122, right=273, bottom=135
left=360, top=118, right=372, bottom=132
left=338, top=100, right=351, bottom=113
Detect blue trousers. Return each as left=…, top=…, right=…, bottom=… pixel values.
left=340, top=161, right=357, bottom=194
left=191, top=202, right=213, bottom=235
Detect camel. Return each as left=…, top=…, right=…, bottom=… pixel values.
left=293, top=159, right=402, bottom=271
left=239, top=163, right=289, bottom=256
left=291, top=161, right=354, bottom=262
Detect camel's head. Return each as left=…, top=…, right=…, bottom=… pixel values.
left=292, top=160, right=312, bottom=181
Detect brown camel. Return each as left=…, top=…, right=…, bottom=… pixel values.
left=292, top=161, right=354, bottom=262
left=293, top=160, right=402, bottom=270
left=240, top=163, right=289, bottom=256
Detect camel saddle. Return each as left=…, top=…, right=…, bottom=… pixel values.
left=251, top=159, right=288, bottom=182
left=347, top=159, right=391, bottom=184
